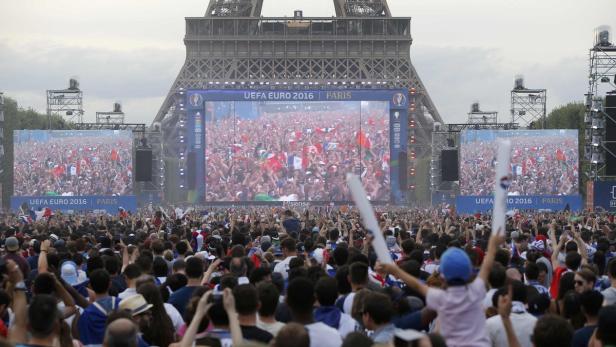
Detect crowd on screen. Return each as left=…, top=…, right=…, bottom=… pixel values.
left=204, top=104, right=391, bottom=202
left=13, top=136, right=133, bottom=197
left=460, top=135, right=579, bottom=196
left=1, top=205, right=616, bottom=347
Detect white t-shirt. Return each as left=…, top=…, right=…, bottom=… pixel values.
left=342, top=292, right=356, bottom=315
left=257, top=317, right=286, bottom=336
left=164, top=302, right=185, bottom=331
left=118, top=287, right=137, bottom=299
left=338, top=313, right=357, bottom=338
left=273, top=256, right=296, bottom=280
left=486, top=311, right=537, bottom=347
left=305, top=322, right=342, bottom=347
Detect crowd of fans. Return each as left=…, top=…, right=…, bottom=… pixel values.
left=204, top=102, right=391, bottom=202
left=0, top=206, right=615, bottom=347
left=13, top=134, right=133, bottom=197
left=460, top=134, right=579, bottom=196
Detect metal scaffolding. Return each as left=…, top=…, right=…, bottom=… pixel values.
left=510, top=77, right=547, bottom=128
left=467, top=102, right=497, bottom=124
left=96, top=102, right=126, bottom=124
left=584, top=26, right=616, bottom=181
left=46, top=79, right=84, bottom=125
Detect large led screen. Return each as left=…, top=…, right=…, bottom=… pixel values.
left=13, top=130, right=134, bottom=196
left=186, top=90, right=409, bottom=204
left=459, top=129, right=579, bottom=196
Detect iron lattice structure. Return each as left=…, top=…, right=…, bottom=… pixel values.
left=96, top=103, right=125, bottom=125
left=155, top=0, right=443, bottom=202
left=46, top=79, right=84, bottom=125
left=510, top=87, right=547, bottom=128
left=584, top=27, right=616, bottom=181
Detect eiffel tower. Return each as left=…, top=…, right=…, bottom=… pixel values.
left=155, top=0, right=443, bottom=198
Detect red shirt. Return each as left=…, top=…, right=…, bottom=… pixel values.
left=550, top=266, right=569, bottom=299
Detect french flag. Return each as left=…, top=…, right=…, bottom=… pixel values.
left=35, top=207, right=53, bottom=221
left=316, top=127, right=335, bottom=134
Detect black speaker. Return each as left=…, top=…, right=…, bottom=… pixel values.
left=606, top=94, right=616, bottom=141
left=398, top=152, right=408, bottom=190
left=135, top=150, right=152, bottom=182
left=441, top=150, right=459, bottom=181
left=606, top=143, right=616, bottom=176
left=187, top=152, right=197, bottom=190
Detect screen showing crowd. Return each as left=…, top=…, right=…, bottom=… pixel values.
left=459, top=129, right=579, bottom=196
left=13, top=130, right=134, bottom=196
left=204, top=100, right=391, bottom=202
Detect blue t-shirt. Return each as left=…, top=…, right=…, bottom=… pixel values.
left=572, top=325, right=596, bottom=347
left=168, top=286, right=198, bottom=317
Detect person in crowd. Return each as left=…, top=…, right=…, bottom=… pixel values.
left=601, top=258, right=616, bottom=306
left=119, top=264, right=142, bottom=299
left=4, top=236, right=30, bottom=277
left=103, top=318, right=138, bottom=347
left=362, top=292, right=396, bottom=344
left=76, top=269, right=122, bottom=346
left=256, top=282, right=286, bottom=336
left=168, top=256, right=204, bottom=317
left=136, top=283, right=177, bottom=347
left=233, top=283, right=274, bottom=343
left=486, top=281, right=537, bottom=347
left=274, top=238, right=298, bottom=280
left=287, top=277, right=342, bottom=347
left=273, top=322, right=310, bottom=347
left=572, top=290, right=603, bottom=347
left=314, top=277, right=356, bottom=338
left=574, top=268, right=597, bottom=294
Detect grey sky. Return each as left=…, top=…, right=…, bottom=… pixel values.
left=1, top=0, right=615, bottom=124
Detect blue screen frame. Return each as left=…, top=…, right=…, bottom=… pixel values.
left=186, top=89, right=409, bottom=204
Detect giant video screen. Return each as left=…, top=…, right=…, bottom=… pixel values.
left=459, top=129, right=579, bottom=196
left=13, top=130, right=134, bottom=196
left=186, top=90, right=409, bottom=204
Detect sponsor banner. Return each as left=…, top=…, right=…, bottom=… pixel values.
left=11, top=196, right=137, bottom=213
left=456, top=195, right=582, bottom=213
left=431, top=191, right=456, bottom=206
left=593, top=181, right=616, bottom=211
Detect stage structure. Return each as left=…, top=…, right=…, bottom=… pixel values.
left=510, top=76, right=547, bottom=128
left=155, top=0, right=443, bottom=204
left=46, top=78, right=85, bottom=126
left=96, top=102, right=126, bottom=125
left=430, top=121, right=518, bottom=206
left=584, top=26, right=616, bottom=181
left=467, top=102, right=497, bottom=124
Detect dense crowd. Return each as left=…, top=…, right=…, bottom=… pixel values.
left=0, top=207, right=615, bottom=347
left=460, top=135, right=579, bottom=196
left=204, top=102, right=390, bottom=202
left=13, top=135, right=133, bottom=197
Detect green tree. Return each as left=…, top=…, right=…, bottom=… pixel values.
left=533, top=102, right=588, bottom=197
left=1, top=97, right=68, bottom=207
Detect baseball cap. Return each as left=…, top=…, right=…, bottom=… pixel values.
left=61, top=261, right=79, bottom=285
left=119, top=294, right=153, bottom=316
left=439, top=247, right=472, bottom=285
left=5, top=237, right=19, bottom=252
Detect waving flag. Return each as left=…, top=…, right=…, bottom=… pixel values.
left=356, top=131, right=372, bottom=149
left=315, top=127, right=335, bottom=134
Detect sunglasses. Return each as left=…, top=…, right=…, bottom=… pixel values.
left=574, top=280, right=585, bottom=286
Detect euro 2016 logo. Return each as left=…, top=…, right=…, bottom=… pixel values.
left=500, top=175, right=512, bottom=190
left=189, top=93, right=203, bottom=107
left=392, top=93, right=406, bottom=107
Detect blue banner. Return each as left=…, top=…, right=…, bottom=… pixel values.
left=11, top=196, right=137, bottom=213
left=593, top=181, right=616, bottom=211
left=456, top=195, right=583, bottom=213
left=432, top=191, right=456, bottom=206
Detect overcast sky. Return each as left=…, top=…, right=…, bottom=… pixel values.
left=1, top=0, right=615, bottom=124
